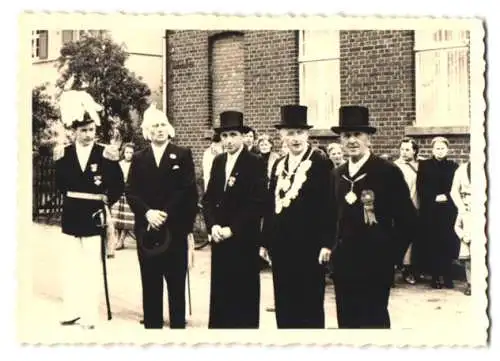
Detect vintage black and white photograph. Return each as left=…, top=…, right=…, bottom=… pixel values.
left=17, top=13, right=487, bottom=346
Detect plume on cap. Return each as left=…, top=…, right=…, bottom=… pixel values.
left=141, top=102, right=175, bottom=140
left=59, top=90, right=103, bottom=127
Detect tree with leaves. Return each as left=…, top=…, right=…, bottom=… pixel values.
left=55, top=32, right=152, bottom=147
left=32, top=84, right=60, bottom=153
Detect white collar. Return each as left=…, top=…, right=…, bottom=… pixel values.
left=75, top=141, right=94, bottom=152
left=348, top=151, right=371, bottom=176
left=151, top=140, right=169, bottom=151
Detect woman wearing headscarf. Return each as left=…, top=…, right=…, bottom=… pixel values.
left=416, top=137, right=459, bottom=289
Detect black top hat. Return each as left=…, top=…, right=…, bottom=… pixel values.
left=331, top=106, right=376, bottom=134
left=214, top=111, right=251, bottom=134
left=274, top=105, right=313, bottom=129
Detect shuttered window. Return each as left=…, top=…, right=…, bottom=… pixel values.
left=61, top=30, right=74, bottom=44
left=298, top=30, right=340, bottom=129
left=415, top=29, right=470, bottom=127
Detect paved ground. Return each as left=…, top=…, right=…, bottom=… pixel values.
left=17, top=222, right=486, bottom=345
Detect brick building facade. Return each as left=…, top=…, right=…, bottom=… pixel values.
left=165, top=30, right=472, bottom=181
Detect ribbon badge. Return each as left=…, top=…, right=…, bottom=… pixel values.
left=360, top=189, right=378, bottom=226
left=94, top=175, right=103, bottom=186
left=227, top=174, right=237, bottom=188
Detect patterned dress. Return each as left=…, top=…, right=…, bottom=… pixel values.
left=111, top=160, right=135, bottom=231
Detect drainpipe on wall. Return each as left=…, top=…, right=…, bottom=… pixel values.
left=162, top=30, right=168, bottom=115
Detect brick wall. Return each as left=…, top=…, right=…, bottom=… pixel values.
left=168, top=30, right=298, bottom=180
left=167, top=29, right=470, bottom=179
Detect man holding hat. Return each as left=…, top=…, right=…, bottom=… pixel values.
left=260, top=105, right=336, bottom=329
left=126, top=103, right=198, bottom=329
left=329, top=105, right=417, bottom=328
left=54, top=90, right=124, bottom=329
left=202, top=111, right=268, bottom=328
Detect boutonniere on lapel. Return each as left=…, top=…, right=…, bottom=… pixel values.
left=227, top=173, right=238, bottom=188
left=361, top=190, right=378, bottom=225
left=169, top=153, right=177, bottom=160
left=94, top=175, right=103, bottom=186
left=274, top=151, right=313, bottom=214
left=90, top=163, right=98, bottom=173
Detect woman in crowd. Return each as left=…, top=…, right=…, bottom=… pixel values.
left=326, top=142, right=345, bottom=169
left=111, top=142, right=136, bottom=252
left=256, top=134, right=280, bottom=182
left=416, top=137, right=459, bottom=289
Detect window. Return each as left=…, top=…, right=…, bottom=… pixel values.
left=414, top=29, right=470, bottom=127
left=298, top=30, right=340, bottom=130
left=61, top=30, right=75, bottom=44
left=31, top=30, right=48, bottom=60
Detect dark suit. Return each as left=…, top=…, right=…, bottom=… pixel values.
left=126, top=142, right=198, bottom=329
left=261, top=146, right=336, bottom=328
left=55, top=143, right=124, bottom=236
left=331, top=154, right=417, bottom=328
left=202, top=146, right=267, bottom=328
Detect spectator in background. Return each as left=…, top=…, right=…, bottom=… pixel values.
left=256, top=134, right=280, bottom=182
left=416, top=136, right=459, bottom=290
left=454, top=189, right=472, bottom=296
left=327, top=142, right=346, bottom=168
left=111, top=142, right=136, bottom=252
left=451, top=155, right=471, bottom=215
left=243, top=127, right=260, bottom=154
left=394, top=137, right=421, bottom=285
left=202, top=133, right=223, bottom=192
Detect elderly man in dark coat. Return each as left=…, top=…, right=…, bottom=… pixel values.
left=260, top=105, right=336, bottom=329
left=202, top=111, right=268, bottom=329
left=126, top=104, right=198, bottom=329
left=330, top=106, right=417, bottom=329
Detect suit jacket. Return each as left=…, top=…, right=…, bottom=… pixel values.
left=202, top=147, right=267, bottom=241
left=261, top=146, right=336, bottom=254
left=126, top=142, right=198, bottom=241
left=332, top=154, right=417, bottom=284
left=55, top=143, right=124, bottom=237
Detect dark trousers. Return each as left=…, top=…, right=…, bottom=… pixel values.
left=333, top=280, right=391, bottom=329
left=272, top=256, right=326, bottom=329
left=137, top=240, right=187, bottom=329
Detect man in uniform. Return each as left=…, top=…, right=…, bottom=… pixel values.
left=260, top=105, right=335, bottom=329
left=55, top=92, right=124, bottom=329
left=330, top=106, right=417, bottom=328
left=202, top=111, right=267, bottom=328
left=126, top=104, right=198, bottom=329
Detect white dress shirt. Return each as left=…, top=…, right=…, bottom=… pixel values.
left=225, top=145, right=244, bottom=186
left=75, top=142, right=94, bottom=172
left=348, top=151, right=371, bottom=177
left=151, top=141, right=169, bottom=167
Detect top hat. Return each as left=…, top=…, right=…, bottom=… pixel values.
left=138, top=224, right=172, bottom=258
left=214, top=111, right=251, bottom=134
left=331, top=106, right=376, bottom=134
left=274, top=105, right=313, bottom=129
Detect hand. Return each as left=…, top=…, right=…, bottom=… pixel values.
left=53, top=145, right=65, bottom=161
left=318, top=247, right=332, bottom=265
left=187, top=233, right=195, bottom=269
left=146, top=209, right=167, bottom=230
left=435, top=194, right=448, bottom=202
left=259, top=247, right=272, bottom=266
left=211, top=225, right=224, bottom=243
left=220, top=227, right=233, bottom=240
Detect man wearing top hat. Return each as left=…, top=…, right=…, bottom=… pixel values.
left=126, top=104, right=198, bottom=329
left=54, top=90, right=124, bottom=329
left=202, top=110, right=268, bottom=328
left=260, top=105, right=336, bottom=329
left=329, top=106, right=417, bottom=328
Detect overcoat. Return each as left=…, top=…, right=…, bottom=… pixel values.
left=261, top=145, right=336, bottom=329
left=331, top=154, right=417, bottom=328
left=415, top=157, right=459, bottom=276
left=202, top=146, right=267, bottom=329
left=126, top=142, right=198, bottom=328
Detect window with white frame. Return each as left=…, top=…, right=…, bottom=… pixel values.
left=298, top=30, right=341, bottom=130
left=31, top=30, right=48, bottom=60
left=414, top=29, right=470, bottom=127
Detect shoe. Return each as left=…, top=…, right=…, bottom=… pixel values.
left=60, top=317, right=80, bottom=326
left=265, top=307, right=275, bottom=312
left=431, top=278, right=442, bottom=289
left=107, top=254, right=115, bottom=259
left=405, top=274, right=416, bottom=285
left=443, top=278, right=454, bottom=289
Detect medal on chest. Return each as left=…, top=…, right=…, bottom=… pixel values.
left=341, top=174, right=367, bottom=205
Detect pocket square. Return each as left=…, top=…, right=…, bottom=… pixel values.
left=172, top=165, right=180, bottom=170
